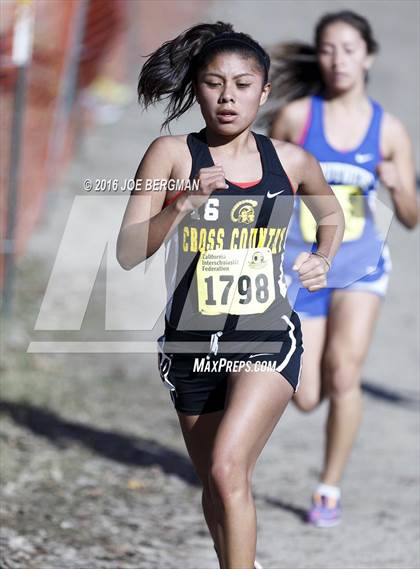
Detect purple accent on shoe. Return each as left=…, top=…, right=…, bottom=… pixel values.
left=307, top=494, right=342, bottom=527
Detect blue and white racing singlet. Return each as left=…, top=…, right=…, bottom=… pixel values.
left=284, top=94, right=391, bottom=288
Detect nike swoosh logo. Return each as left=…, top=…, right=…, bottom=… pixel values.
left=267, top=189, right=285, bottom=198
left=249, top=353, right=273, bottom=358
left=355, top=153, right=374, bottom=164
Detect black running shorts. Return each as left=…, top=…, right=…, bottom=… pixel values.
left=157, top=311, right=303, bottom=415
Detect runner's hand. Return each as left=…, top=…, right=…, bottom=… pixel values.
left=292, top=251, right=329, bottom=292
left=176, top=164, right=228, bottom=212
left=376, top=160, right=402, bottom=193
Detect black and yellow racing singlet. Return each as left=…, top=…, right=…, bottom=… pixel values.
left=163, top=128, right=295, bottom=334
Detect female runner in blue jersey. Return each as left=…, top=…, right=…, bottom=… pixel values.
left=117, top=22, right=344, bottom=568
left=268, top=10, right=418, bottom=527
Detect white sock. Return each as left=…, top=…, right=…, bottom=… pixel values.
left=315, top=483, right=341, bottom=500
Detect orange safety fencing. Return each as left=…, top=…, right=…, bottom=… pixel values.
left=0, top=0, right=126, bottom=289
left=0, top=0, right=209, bottom=296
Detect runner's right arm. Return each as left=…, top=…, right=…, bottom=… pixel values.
left=117, top=137, right=227, bottom=269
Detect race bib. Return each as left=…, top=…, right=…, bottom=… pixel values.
left=300, top=185, right=366, bottom=242
left=197, top=247, right=275, bottom=315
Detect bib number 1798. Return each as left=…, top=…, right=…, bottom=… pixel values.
left=204, top=273, right=270, bottom=306
left=197, top=247, right=275, bottom=315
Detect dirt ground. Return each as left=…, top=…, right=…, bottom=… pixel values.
left=1, top=2, right=419, bottom=568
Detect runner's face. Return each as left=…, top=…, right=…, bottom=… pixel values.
left=195, top=52, right=270, bottom=133
left=317, top=22, right=374, bottom=94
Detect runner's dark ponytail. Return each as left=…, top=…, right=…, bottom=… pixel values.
left=137, top=21, right=270, bottom=131
left=258, top=10, right=379, bottom=128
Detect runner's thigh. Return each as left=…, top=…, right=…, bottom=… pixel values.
left=294, top=316, right=327, bottom=405
left=177, top=410, right=224, bottom=483
left=211, top=370, right=294, bottom=472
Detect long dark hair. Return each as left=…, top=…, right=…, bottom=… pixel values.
left=258, top=10, right=379, bottom=128
left=137, top=21, right=270, bottom=131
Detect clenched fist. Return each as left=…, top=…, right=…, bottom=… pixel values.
left=176, top=164, right=229, bottom=213
left=292, top=251, right=330, bottom=292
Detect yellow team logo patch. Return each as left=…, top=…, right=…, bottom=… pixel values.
left=230, top=199, right=258, bottom=224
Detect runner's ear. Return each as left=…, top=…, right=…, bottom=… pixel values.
left=363, top=53, right=375, bottom=72
left=259, top=82, right=271, bottom=107
left=192, top=79, right=200, bottom=103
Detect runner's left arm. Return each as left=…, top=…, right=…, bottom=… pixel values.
left=296, top=149, right=345, bottom=265
left=378, top=114, right=418, bottom=229
left=272, top=142, right=344, bottom=291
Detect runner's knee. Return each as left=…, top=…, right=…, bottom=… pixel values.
left=293, top=390, right=320, bottom=412
left=208, top=456, right=251, bottom=503
left=323, top=350, right=363, bottom=396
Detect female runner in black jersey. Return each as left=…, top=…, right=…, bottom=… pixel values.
left=117, top=21, right=344, bottom=569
